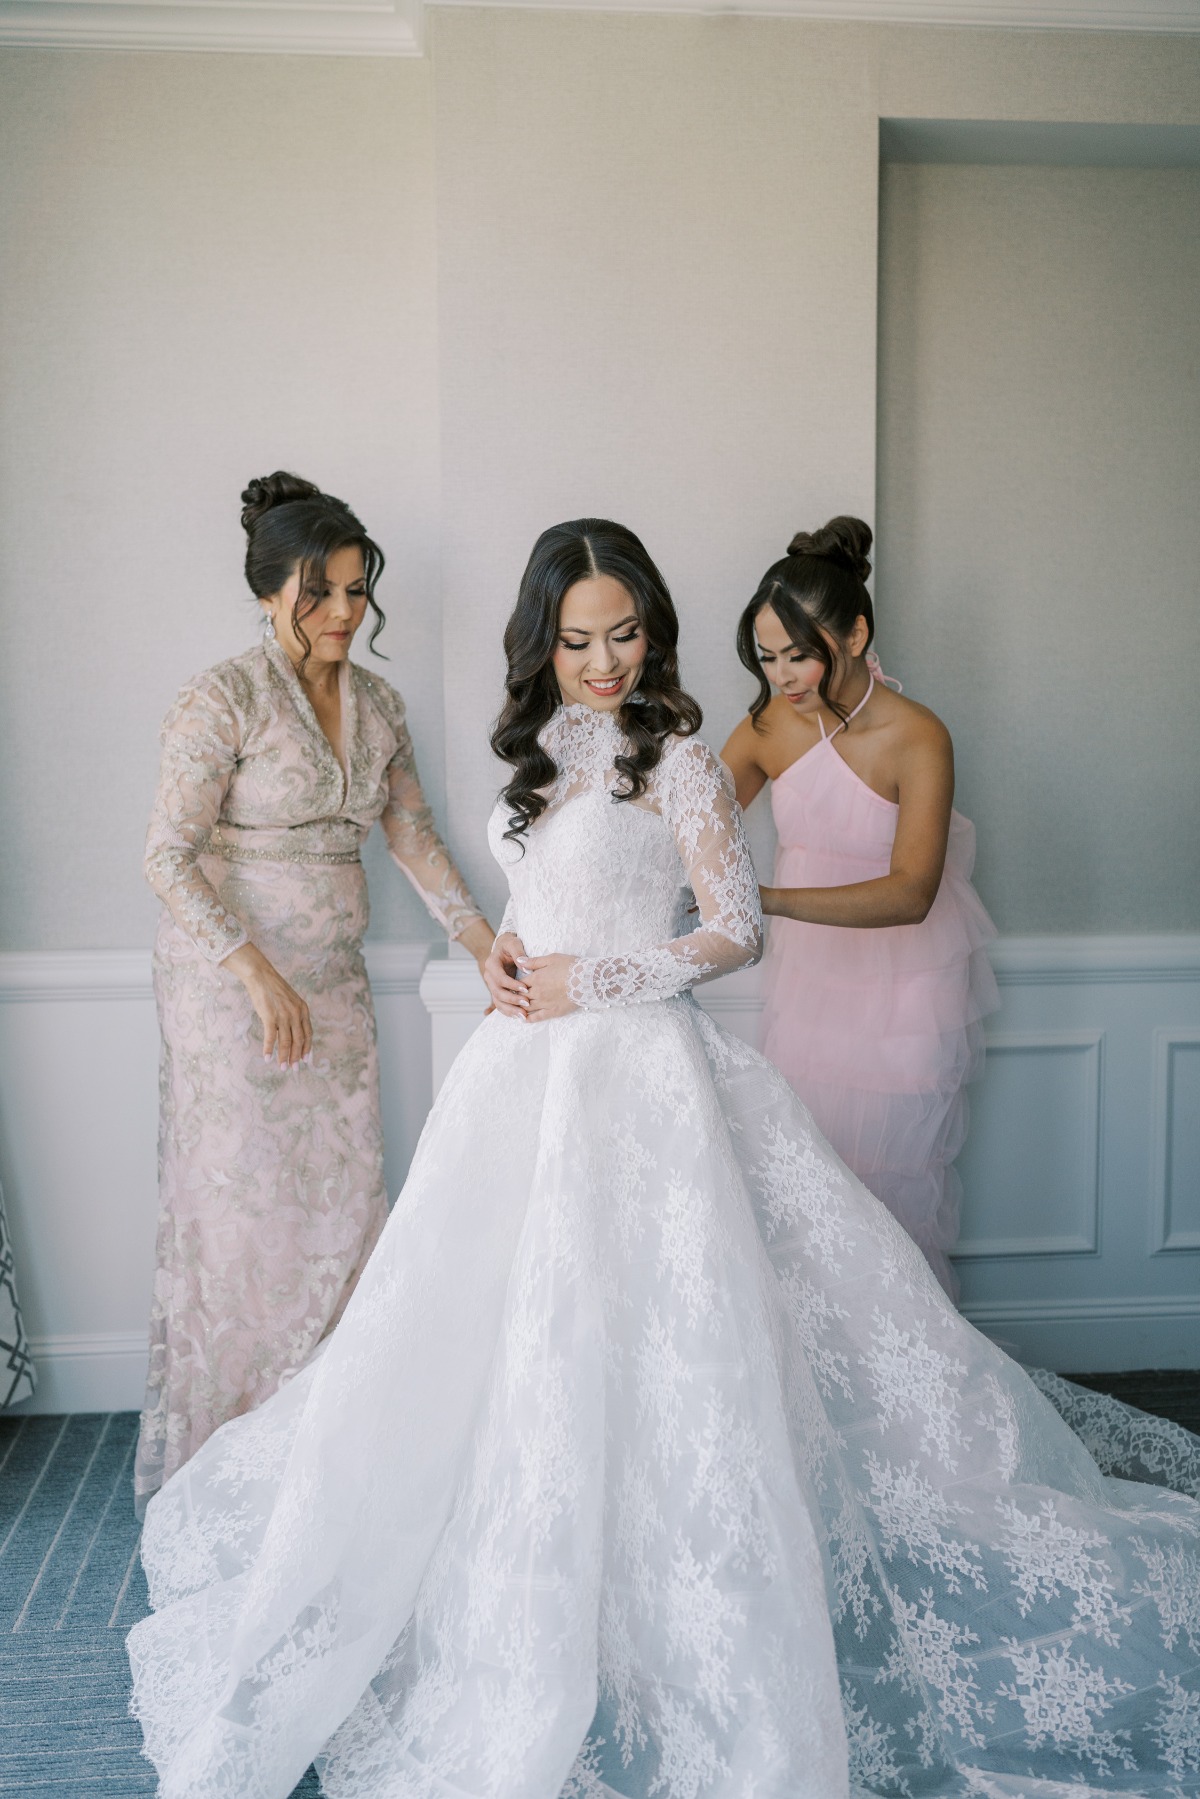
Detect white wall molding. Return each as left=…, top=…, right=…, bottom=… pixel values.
left=0, top=948, right=152, bottom=1003
left=990, top=934, right=1200, bottom=986
left=1150, top=1027, right=1200, bottom=1254
left=417, top=951, right=492, bottom=1014
left=0, top=941, right=430, bottom=1002
left=415, top=934, right=1200, bottom=1057
left=962, top=1293, right=1200, bottom=1370
left=3, top=934, right=1197, bottom=1415
left=966, top=1292, right=1200, bottom=1323
left=952, top=1028, right=1104, bottom=1258
left=16, top=1331, right=149, bottom=1415
left=363, top=941, right=433, bottom=993
left=14, top=1290, right=1200, bottom=1416
left=0, top=1, right=423, bottom=56
left=429, top=0, right=1200, bottom=30
left=418, top=952, right=492, bottom=1096
left=2, top=0, right=1199, bottom=54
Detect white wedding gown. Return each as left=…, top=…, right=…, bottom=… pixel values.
left=129, top=706, right=1200, bottom=1799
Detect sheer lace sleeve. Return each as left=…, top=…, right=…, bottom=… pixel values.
left=380, top=701, right=485, bottom=940
left=496, top=896, right=520, bottom=941
left=568, top=738, right=763, bottom=1009
left=144, top=677, right=249, bottom=964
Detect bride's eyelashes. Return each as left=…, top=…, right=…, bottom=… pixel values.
left=559, top=629, right=642, bottom=652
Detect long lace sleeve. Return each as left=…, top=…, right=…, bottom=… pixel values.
left=496, top=896, right=520, bottom=940
left=568, top=738, right=763, bottom=1009
left=144, top=678, right=249, bottom=963
left=380, top=703, right=485, bottom=940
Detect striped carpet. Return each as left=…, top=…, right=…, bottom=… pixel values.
left=3, top=1379, right=1199, bottom=1795
left=0, top=1411, right=318, bottom=1797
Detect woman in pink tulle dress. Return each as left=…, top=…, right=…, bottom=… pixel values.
left=722, top=517, right=996, bottom=1298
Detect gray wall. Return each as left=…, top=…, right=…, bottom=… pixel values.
left=2, top=20, right=1199, bottom=949
left=878, top=161, right=1200, bottom=931
left=432, top=11, right=880, bottom=913
left=0, top=49, right=444, bottom=948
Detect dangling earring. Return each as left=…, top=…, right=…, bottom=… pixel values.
left=263, top=613, right=276, bottom=644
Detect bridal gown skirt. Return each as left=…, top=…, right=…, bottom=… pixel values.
left=129, top=997, right=1200, bottom=1799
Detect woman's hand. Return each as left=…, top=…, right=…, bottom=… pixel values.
left=222, top=942, right=313, bottom=1069
left=759, top=884, right=783, bottom=917
left=483, top=933, right=531, bottom=1019
left=516, top=953, right=579, bottom=1023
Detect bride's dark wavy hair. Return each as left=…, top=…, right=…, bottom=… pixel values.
left=491, top=519, right=702, bottom=843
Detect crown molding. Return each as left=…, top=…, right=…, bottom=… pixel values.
left=1, top=0, right=1200, bottom=53
left=433, top=0, right=1200, bottom=30
left=0, top=1, right=424, bottom=56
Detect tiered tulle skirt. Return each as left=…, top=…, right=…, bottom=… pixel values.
left=761, top=809, right=998, bottom=1295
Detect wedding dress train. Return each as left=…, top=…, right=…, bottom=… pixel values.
left=129, top=706, right=1200, bottom=1799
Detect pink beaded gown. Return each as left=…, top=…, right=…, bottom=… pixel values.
left=758, top=676, right=998, bottom=1298
left=135, top=640, right=484, bottom=1514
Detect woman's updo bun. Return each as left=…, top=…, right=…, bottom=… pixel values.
left=736, top=514, right=876, bottom=728
left=240, top=470, right=323, bottom=536
left=787, top=515, right=872, bottom=585
left=239, top=469, right=387, bottom=676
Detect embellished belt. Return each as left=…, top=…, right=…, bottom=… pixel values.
left=207, top=843, right=362, bottom=867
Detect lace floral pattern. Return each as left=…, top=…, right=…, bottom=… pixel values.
left=495, top=708, right=762, bottom=1010
left=135, top=644, right=483, bottom=1512
left=131, top=706, right=1200, bottom=1796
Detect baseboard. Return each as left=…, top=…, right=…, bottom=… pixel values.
left=11, top=1295, right=1198, bottom=1419
left=9, top=1332, right=149, bottom=1416
left=963, top=1295, right=1200, bottom=1371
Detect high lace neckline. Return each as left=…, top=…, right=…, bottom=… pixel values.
left=557, top=702, right=625, bottom=731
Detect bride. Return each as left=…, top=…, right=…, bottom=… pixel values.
left=129, top=519, right=1200, bottom=1799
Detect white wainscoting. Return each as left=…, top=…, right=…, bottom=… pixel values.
left=2, top=934, right=1197, bottom=1414
left=422, top=935, right=1200, bottom=1373
left=0, top=944, right=432, bottom=1416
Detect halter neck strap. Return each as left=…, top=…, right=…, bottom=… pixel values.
left=818, top=673, right=874, bottom=742
left=866, top=649, right=903, bottom=693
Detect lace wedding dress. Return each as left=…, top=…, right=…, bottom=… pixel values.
left=129, top=706, right=1200, bottom=1799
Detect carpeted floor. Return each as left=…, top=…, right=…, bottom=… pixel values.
left=2, top=1376, right=1199, bottom=1796
left=1061, top=1367, right=1200, bottom=1435
left=0, top=1411, right=318, bottom=1797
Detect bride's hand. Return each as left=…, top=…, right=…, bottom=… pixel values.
left=516, top=953, right=578, bottom=1022
left=483, top=932, right=531, bottom=1019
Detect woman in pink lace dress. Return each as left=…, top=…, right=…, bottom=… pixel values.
left=135, top=472, right=495, bottom=1513
left=722, top=518, right=997, bottom=1299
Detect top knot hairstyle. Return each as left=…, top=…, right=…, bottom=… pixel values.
left=240, top=470, right=386, bottom=677
left=736, top=515, right=875, bottom=728
left=490, top=518, right=703, bottom=844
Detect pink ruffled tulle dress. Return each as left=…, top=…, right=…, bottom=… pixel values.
left=758, top=676, right=999, bottom=1299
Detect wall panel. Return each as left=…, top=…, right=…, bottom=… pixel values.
left=1151, top=1030, right=1200, bottom=1253
left=954, top=1030, right=1103, bottom=1258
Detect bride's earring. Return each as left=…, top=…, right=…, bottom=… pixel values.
left=263, top=612, right=277, bottom=643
